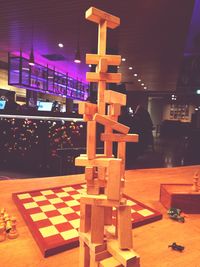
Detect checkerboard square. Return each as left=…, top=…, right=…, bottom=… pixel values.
left=67, top=200, right=80, bottom=207
left=23, top=202, right=38, bottom=209
left=39, top=225, right=59, bottom=238
left=60, top=229, right=79, bottom=240
left=40, top=204, right=56, bottom=212
left=137, top=209, right=154, bottom=217
left=48, top=198, right=64, bottom=204
left=32, top=196, right=47, bottom=202
left=30, top=212, right=47, bottom=222
left=56, top=192, right=69, bottom=198
left=49, top=215, right=68, bottom=225
left=69, top=219, right=80, bottom=229
left=58, top=207, right=75, bottom=215
left=72, top=194, right=81, bottom=200
left=62, top=186, right=76, bottom=192
left=41, top=190, right=55, bottom=196
left=17, top=193, right=31, bottom=200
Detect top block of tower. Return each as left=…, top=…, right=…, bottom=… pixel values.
left=85, top=7, right=120, bottom=29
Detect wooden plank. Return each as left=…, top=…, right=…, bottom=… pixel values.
left=117, top=142, right=126, bottom=179
left=97, top=80, right=106, bottom=115
left=86, top=72, right=121, bottom=83
left=99, top=58, right=108, bottom=73
left=79, top=102, right=97, bottom=115
left=104, top=207, right=113, bottom=225
left=83, top=114, right=93, bottom=121
left=107, top=239, right=140, bottom=267
left=75, top=156, right=121, bottom=167
left=86, top=54, right=121, bottom=65
left=85, top=7, right=120, bottom=29
left=79, top=232, right=107, bottom=253
left=107, top=160, right=121, bottom=201
left=108, top=103, right=121, bottom=117
left=105, top=90, right=126, bottom=106
left=79, top=239, right=90, bottom=267
left=100, top=256, right=123, bottom=267
left=85, top=167, right=94, bottom=181
left=87, top=121, right=96, bottom=159
left=94, top=114, right=130, bottom=134
left=91, top=206, right=104, bottom=243
left=118, top=205, right=133, bottom=249
left=80, top=203, right=91, bottom=233
left=104, top=125, right=113, bottom=157
left=101, top=133, right=139, bottom=143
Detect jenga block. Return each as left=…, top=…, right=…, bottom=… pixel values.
left=79, top=102, right=98, bottom=115
left=105, top=90, right=126, bottom=106
left=79, top=232, right=107, bottom=253
left=80, top=203, right=91, bottom=233
left=101, top=133, right=139, bottom=143
left=85, top=7, right=120, bottom=29
left=79, top=154, right=113, bottom=158
left=98, top=166, right=107, bottom=181
left=104, top=207, right=113, bottom=225
left=86, top=72, right=121, bottom=83
left=87, top=121, right=96, bottom=159
left=107, top=239, right=140, bottom=267
left=83, top=114, right=93, bottom=122
left=99, top=58, right=108, bottom=73
left=104, top=126, right=113, bottom=157
left=87, top=184, right=100, bottom=195
left=75, top=156, right=121, bottom=168
left=108, top=103, right=121, bottom=117
left=117, top=142, right=126, bottom=179
left=86, top=54, right=121, bottom=66
left=104, top=225, right=117, bottom=239
left=91, top=250, right=111, bottom=262
left=118, top=205, right=133, bottom=249
left=91, top=206, right=104, bottom=243
left=85, top=167, right=94, bottom=181
left=98, top=20, right=107, bottom=55
left=80, top=194, right=127, bottom=208
left=79, top=239, right=90, bottom=267
left=107, top=160, right=121, bottom=201
left=97, top=80, right=106, bottom=114
left=90, top=256, right=99, bottom=267
left=100, top=256, right=123, bottom=267
left=94, top=114, right=129, bottom=134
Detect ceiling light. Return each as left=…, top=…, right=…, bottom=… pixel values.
left=29, top=47, right=35, bottom=66
left=141, top=83, right=144, bottom=86
left=117, top=66, right=120, bottom=69
left=74, top=47, right=81, bottom=63
left=144, top=86, right=147, bottom=90
left=89, top=64, right=92, bottom=67
left=134, top=73, right=138, bottom=77
left=122, top=58, right=126, bottom=62
left=138, top=79, right=141, bottom=82
left=58, top=43, right=64, bottom=48
left=128, top=67, right=133, bottom=70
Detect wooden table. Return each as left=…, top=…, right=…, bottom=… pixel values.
left=0, top=165, right=200, bottom=267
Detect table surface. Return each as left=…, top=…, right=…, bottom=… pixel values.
left=0, top=165, right=200, bottom=267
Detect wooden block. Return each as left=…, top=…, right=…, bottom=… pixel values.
left=104, top=225, right=117, bottom=239
left=108, top=103, right=121, bottom=117
left=104, top=207, right=113, bottom=225
left=85, top=167, right=94, bottom=181
left=83, top=114, right=93, bottom=121
left=98, top=20, right=107, bottom=56
left=117, top=142, right=126, bottom=179
left=86, top=54, right=121, bottom=66
left=99, top=58, right=108, bottom=73
left=87, top=121, right=96, bottom=159
left=98, top=166, right=107, bottom=181
left=79, top=240, right=90, bottom=267
left=107, top=239, right=140, bottom=267
left=91, top=250, right=111, bottom=262
left=75, top=156, right=121, bottom=167
left=107, top=160, right=121, bottom=201
left=101, top=133, right=139, bottom=143
left=85, top=7, right=120, bottom=29
left=104, top=126, right=113, bottom=157
left=87, top=184, right=100, bottom=195
left=80, top=194, right=127, bottom=208
left=91, top=206, right=104, bottom=243
left=105, top=90, right=126, bottom=106
left=79, top=102, right=98, bottom=115
left=160, top=183, right=200, bottom=213
left=80, top=203, right=91, bottom=233
left=97, top=80, right=106, bottom=114
left=86, top=72, right=121, bottom=83
left=94, top=114, right=129, bottom=134
left=118, top=205, right=133, bottom=249
left=100, top=256, right=123, bottom=267
left=79, top=232, right=107, bottom=253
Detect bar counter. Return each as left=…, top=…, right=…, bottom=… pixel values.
left=0, top=165, right=200, bottom=267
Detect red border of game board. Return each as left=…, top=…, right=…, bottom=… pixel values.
left=13, top=183, right=162, bottom=257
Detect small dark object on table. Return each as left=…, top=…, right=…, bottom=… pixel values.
left=168, top=242, right=184, bottom=252
left=167, top=207, right=185, bottom=223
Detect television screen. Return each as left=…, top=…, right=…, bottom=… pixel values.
left=37, top=102, right=53, bottom=111
left=0, top=100, right=6, bottom=110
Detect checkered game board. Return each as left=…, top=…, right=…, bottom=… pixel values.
left=13, top=183, right=162, bottom=257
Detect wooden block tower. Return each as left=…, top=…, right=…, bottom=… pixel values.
left=75, top=7, right=140, bottom=267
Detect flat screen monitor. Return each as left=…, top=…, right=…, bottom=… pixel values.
left=0, top=100, right=6, bottom=110
left=37, top=101, right=53, bottom=111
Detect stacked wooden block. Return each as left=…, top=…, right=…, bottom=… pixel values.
left=75, top=7, right=140, bottom=267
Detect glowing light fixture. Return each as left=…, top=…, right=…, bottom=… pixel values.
left=122, top=58, right=126, bottom=62
left=138, top=79, right=141, bottom=82
left=134, top=73, right=138, bottom=77
left=58, top=43, right=64, bottom=48
left=29, top=47, right=35, bottom=66
left=128, top=66, right=133, bottom=70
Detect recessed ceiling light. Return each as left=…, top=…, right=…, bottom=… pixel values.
left=117, top=66, right=120, bottom=69
left=144, top=86, right=147, bottom=89
left=58, top=43, right=64, bottom=48
left=141, top=83, right=144, bottom=86
left=134, top=73, right=138, bottom=77
left=89, top=64, right=92, bottom=67
left=122, top=58, right=126, bottom=62
left=128, top=67, right=133, bottom=70
left=138, top=79, right=141, bottom=82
